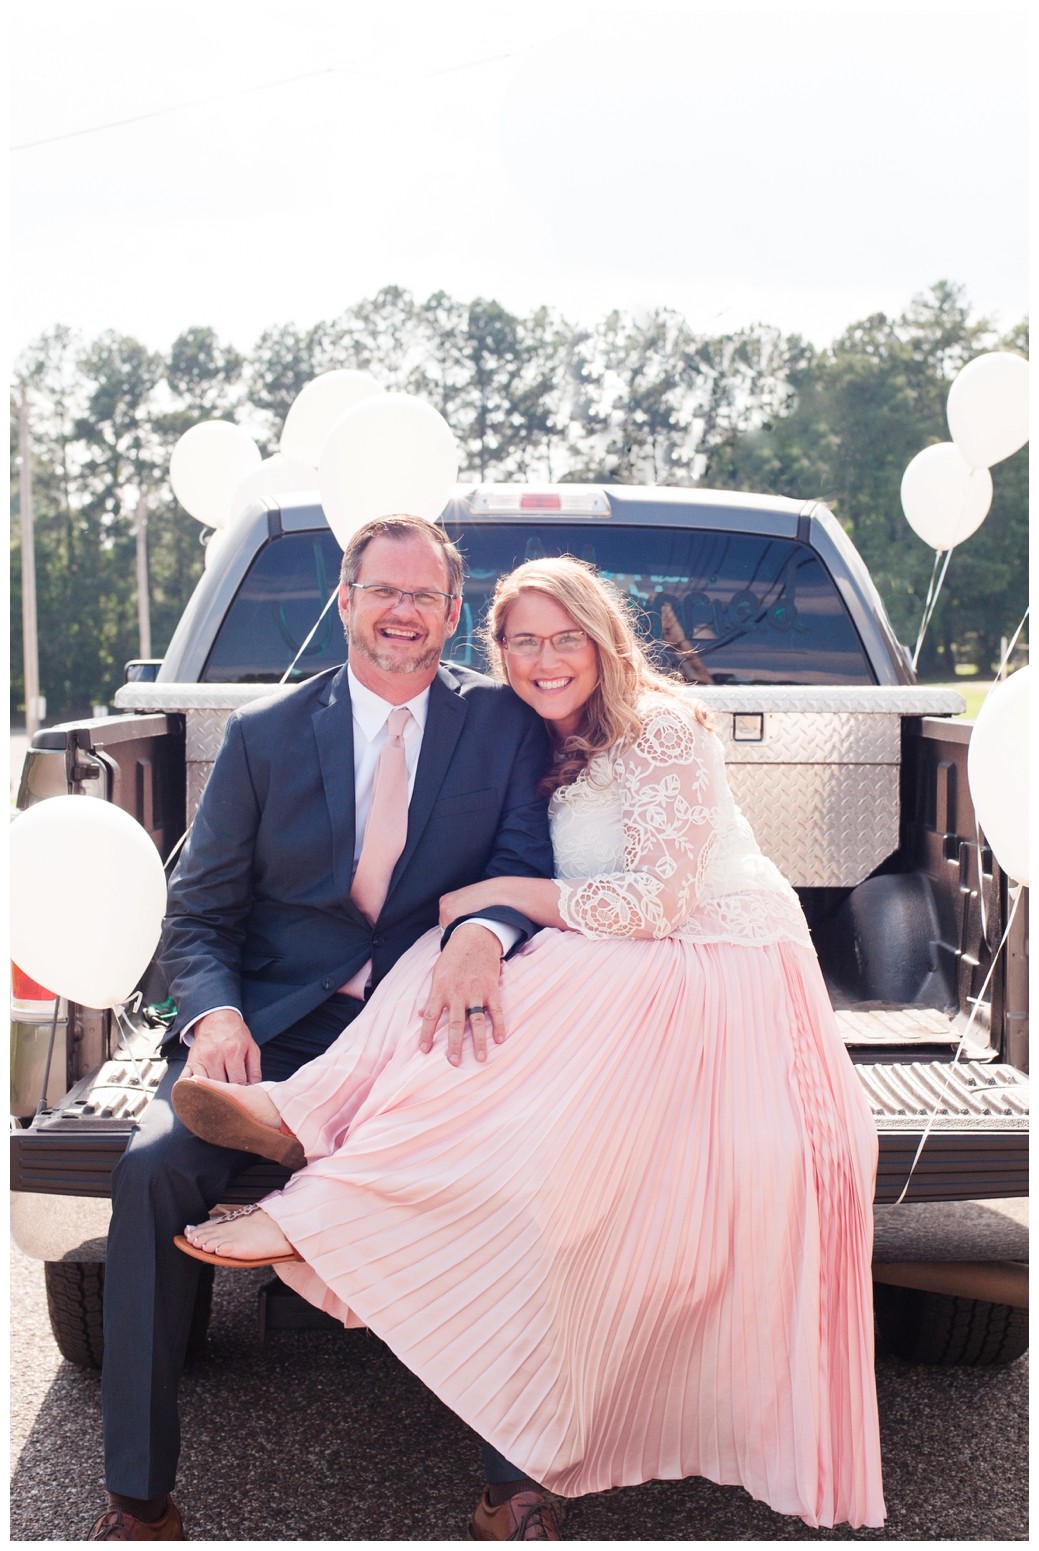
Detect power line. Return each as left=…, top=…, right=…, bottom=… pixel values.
left=11, top=65, right=345, bottom=151
left=11, top=48, right=522, bottom=152
left=426, top=49, right=517, bottom=77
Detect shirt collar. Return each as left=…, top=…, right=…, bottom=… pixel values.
left=347, top=663, right=431, bottom=739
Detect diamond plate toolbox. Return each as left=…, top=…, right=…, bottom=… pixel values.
left=693, top=686, right=964, bottom=888
left=116, top=682, right=965, bottom=890
left=116, top=683, right=296, bottom=829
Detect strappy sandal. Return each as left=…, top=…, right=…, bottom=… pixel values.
left=173, top=1203, right=302, bottom=1268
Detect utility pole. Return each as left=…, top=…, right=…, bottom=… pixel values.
left=135, top=494, right=151, bottom=659
left=18, top=384, right=42, bottom=738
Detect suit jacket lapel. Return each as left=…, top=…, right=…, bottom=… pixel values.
left=388, top=667, right=467, bottom=899
left=312, top=666, right=365, bottom=915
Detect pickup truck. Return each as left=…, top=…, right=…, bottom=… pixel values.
left=11, top=483, right=1029, bottom=1372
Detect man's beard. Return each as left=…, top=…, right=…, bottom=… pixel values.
left=348, top=631, right=441, bottom=675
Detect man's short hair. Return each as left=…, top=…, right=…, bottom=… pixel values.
left=339, top=515, right=464, bottom=598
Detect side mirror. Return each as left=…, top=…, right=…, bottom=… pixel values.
left=123, top=659, right=163, bottom=684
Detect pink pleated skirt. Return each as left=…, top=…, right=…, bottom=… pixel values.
left=265, top=926, right=885, bottom=1528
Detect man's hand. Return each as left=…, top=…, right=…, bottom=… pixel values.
left=419, top=923, right=505, bottom=1066
left=184, top=1009, right=263, bottom=1083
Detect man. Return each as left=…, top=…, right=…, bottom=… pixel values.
left=90, top=516, right=563, bottom=1541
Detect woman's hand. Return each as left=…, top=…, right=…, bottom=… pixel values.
left=439, top=876, right=566, bottom=931
left=439, top=879, right=502, bottom=928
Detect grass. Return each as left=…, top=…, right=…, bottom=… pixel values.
left=927, top=681, right=992, bottom=722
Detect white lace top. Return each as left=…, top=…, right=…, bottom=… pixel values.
left=551, top=696, right=812, bottom=949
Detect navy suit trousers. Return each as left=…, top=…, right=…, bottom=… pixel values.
left=101, top=995, right=526, bottom=1495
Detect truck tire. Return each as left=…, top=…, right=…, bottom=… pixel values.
left=44, top=1261, right=215, bottom=1371
left=873, top=1283, right=1029, bottom=1366
left=45, top=1261, right=106, bottom=1369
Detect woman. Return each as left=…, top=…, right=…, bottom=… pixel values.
left=175, top=557, right=885, bottom=1530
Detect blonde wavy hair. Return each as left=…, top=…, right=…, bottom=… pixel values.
left=481, top=556, right=708, bottom=794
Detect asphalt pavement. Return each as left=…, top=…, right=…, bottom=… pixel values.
left=8, top=1198, right=1028, bottom=1542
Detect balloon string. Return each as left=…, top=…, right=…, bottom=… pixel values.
left=910, top=549, right=943, bottom=670
left=279, top=585, right=340, bottom=686
left=911, top=548, right=953, bottom=671
left=994, top=605, right=1029, bottom=683
left=884, top=884, right=1022, bottom=1209
left=113, top=999, right=149, bottom=1089
left=34, top=996, right=63, bottom=1118
left=164, top=825, right=191, bottom=874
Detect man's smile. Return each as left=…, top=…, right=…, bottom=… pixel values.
left=379, top=624, right=423, bottom=641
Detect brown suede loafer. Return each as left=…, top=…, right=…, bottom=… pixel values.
left=89, top=1497, right=184, bottom=1540
left=470, top=1486, right=565, bottom=1540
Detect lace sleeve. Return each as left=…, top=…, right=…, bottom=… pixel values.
left=556, top=704, right=723, bottom=939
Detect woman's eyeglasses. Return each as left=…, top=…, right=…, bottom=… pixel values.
left=501, top=630, right=590, bottom=658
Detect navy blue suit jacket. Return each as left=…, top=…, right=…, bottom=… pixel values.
left=159, top=662, right=554, bottom=1048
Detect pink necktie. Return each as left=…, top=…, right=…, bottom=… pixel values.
left=341, top=706, right=411, bottom=998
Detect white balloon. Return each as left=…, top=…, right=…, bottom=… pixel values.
left=10, top=798, right=168, bottom=1008
left=947, top=352, right=1029, bottom=470
left=900, top=442, right=993, bottom=551
left=170, top=421, right=261, bottom=529
left=280, top=370, right=385, bottom=466
left=318, top=393, right=460, bottom=549
left=228, top=454, right=318, bottom=522
left=967, top=666, right=1031, bottom=885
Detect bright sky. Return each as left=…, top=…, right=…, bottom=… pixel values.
left=8, top=0, right=1031, bottom=362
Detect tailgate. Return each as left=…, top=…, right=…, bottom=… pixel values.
left=10, top=1053, right=1029, bottom=1207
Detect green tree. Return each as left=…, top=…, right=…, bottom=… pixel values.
left=166, top=326, right=245, bottom=419
left=596, top=309, right=700, bottom=483
left=549, top=324, right=613, bottom=482
left=337, top=285, right=421, bottom=389
left=150, top=326, right=252, bottom=650
left=409, top=289, right=478, bottom=444
left=413, top=296, right=576, bottom=481
left=507, top=307, right=574, bottom=480
left=937, top=441, right=1028, bottom=674
left=246, top=321, right=331, bottom=446
left=456, top=298, right=531, bottom=480
left=69, top=334, right=167, bottom=701
left=694, top=326, right=812, bottom=474
left=11, top=326, right=105, bottom=720
left=703, top=283, right=1024, bottom=675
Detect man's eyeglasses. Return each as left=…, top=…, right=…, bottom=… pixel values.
left=349, top=582, right=457, bottom=612
left=500, top=629, right=590, bottom=658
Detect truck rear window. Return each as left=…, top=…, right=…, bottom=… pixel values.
left=201, top=524, right=874, bottom=685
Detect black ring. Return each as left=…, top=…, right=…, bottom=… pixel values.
left=465, top=1005, right=488, bottom=1017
